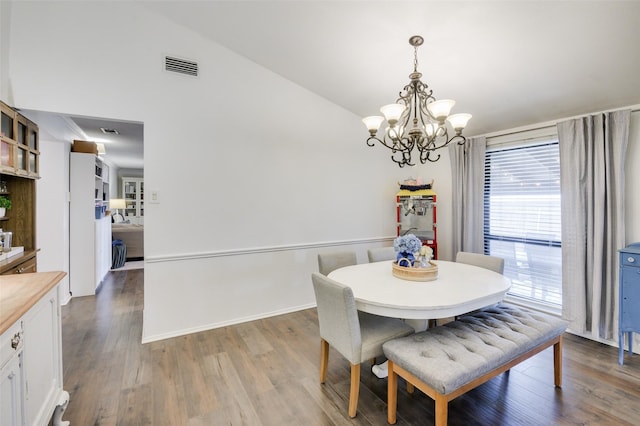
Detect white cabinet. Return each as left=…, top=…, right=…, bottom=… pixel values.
left=0, top=352, right=24, bottom=426
left=122, top=177, right=143, bottom=225
left=23, top=287, right=63, bottom=425
left=70, top=152, right=112, bottom=297
left=95, top=217, right=112, bottom=285
left=0, top=273, right=66, bottom=426
left=1, top=321, right=24, bottom=426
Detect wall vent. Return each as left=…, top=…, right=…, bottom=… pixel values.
left=165, top=56, right=198, bottom=77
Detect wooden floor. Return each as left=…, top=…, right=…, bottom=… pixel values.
left=59, top=270, right=640, bottom=425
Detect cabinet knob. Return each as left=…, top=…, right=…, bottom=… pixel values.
left=628, top=257, right=636, bottom=263
left=11, top=332, right=22, bottom=349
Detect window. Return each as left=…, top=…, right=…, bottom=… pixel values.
left=484, top=136, right=562, bottom=309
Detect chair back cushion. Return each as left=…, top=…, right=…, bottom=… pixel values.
left=456, top=251, right=505, bottom=274
left=311, top=272, right=361, bottom=363
left=318, top=251, right=357, bottom=275
left=367, top=247, right=396, bottom=263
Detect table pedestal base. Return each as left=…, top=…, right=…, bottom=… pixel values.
left=404, top=319, right=428, bottom=332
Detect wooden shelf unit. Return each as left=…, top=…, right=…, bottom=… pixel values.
left=0, top=101, right=39, bottom=275
left=1, top=100, right=39, bottom=179
left=122, top=177, right=144, bottom=224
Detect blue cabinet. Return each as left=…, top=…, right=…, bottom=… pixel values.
left=619, top=242, right=640, bottom=365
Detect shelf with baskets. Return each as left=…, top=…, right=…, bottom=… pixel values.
left=70, top=151, right=112, bottom=295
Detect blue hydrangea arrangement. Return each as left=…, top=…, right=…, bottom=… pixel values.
left=393, top=234, right=422, bottom=255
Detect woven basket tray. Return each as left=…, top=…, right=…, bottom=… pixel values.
left=392, top=260, right=439, bottom=282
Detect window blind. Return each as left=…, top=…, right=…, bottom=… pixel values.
left=484, top=140, right=562, bottom=307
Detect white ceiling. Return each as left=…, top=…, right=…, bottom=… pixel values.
left=20, top=109, right=144, bottom=170
left=22, top=1, right=640, bottom=169
left=143, top=0, right=640, bottom=136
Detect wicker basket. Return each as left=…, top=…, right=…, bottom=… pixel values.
left=392, top=259, right=439, bottom=282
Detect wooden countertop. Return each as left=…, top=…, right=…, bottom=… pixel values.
left=0, top=271, right=66, bottom=335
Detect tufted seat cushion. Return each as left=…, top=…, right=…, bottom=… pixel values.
left=383, top=303, right=568, bottom=395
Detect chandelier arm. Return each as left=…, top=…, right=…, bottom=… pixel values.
left=366, top=135, right=403, bottom=152
left=425, top=150, right=441, bottom=162
left=396, top=85, right=415, bottom=134
left=391, top=151, right=414, bottom=167
left=455, top=135, right=468, bottom=145
left=366, top=135, right=416, bottom=158
left=415, top=132, right=468, bottom=164
left=367, top=135, right=416, bottom=167
left=416, top=84, right=437, bottom=123
left=365, top=136, right=379, bottom=148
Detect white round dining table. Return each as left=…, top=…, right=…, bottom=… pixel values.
left=327, top=260, right=512, bottom=321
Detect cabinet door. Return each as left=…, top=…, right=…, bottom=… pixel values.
left=95, top=217, right=112, bottom=284
left=0, top=352, right=24, bottom=426
left=620, top=266, right=640, bottom=330
left=23, top=287, right=62, bottom=426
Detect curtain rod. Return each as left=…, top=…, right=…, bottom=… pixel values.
left=478, top=105, right=640, bottom=140
left=484, top=125, right=557, bottom=141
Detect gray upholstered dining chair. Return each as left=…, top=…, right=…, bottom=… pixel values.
left=311, top=272, right=414, bottom=418
left=317, top=250, right=357, bottom=275
left=366, top=247, right=396, bottom=263
left=456, top=251, right=505, bottom=274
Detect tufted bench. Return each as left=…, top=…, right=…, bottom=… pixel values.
left=383, top=303, right=569, bottom=425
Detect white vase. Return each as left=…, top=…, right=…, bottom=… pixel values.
left=0, top=207, right=5, bottom=217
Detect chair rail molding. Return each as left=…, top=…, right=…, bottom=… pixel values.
left=145, top=236, right=395, bottom=264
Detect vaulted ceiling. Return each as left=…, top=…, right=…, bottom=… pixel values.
left=142, top=1, right=640, bottom=136
left=22, top=1, right=640, bottom=170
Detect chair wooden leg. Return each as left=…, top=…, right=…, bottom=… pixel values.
left=348, top=363, right=360, bottom=418
left=387, top=360, right=398, bottom=424
left=554, top=335, right=563, bottom=387
left=320, top=339, right=329, bottom=383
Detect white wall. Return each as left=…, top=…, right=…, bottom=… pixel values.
left=625, top=112, right=640, bottom=243
left=8, top=2, right=445, bottom=342
left=0, top=0, right=11, bottom=102
left=35, top=139, right=70, bottom=302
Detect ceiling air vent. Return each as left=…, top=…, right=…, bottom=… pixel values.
left=165, top=56, right=198, bottom=77
left=100, top=127, right=119, bottom=135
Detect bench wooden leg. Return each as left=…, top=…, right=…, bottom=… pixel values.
left=406, top=382, right=414, bottom=394
left=554, top=335, right=563, bottom=387
left=320, top=339, right=329, bottom=383
left=349, top=363, right=360, bottom=418
left=435, top=394, right=448, bottom=426
left=387, top=360, right=398, bottom=424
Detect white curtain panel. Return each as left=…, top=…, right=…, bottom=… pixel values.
left=557, top=110, right=630, bottom=339
left=449, top=137, right=487, bottom=255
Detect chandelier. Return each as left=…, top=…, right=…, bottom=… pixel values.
left=362, top=35, right=472, bottom=167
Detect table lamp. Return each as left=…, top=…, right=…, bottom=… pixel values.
left=110, top=198, right=126, bottom=222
